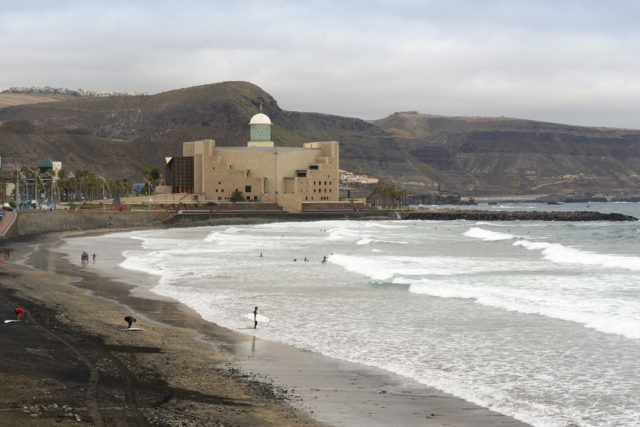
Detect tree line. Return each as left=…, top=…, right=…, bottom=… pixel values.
left=368, top=184, right=407, bottom=208
left=9, top=166, right=162, bottom=204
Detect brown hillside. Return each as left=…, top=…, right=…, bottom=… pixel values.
left=1, top=82, right=639, bottom=196
left=0, top=93, right=74, bottom=108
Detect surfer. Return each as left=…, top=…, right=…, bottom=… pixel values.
left=124, top=316, right=136, bottom=329
left=15, top=307, right=25, bottom=321
left=253, top=306, right=258, bottom=329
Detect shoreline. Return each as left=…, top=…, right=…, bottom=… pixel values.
left=5, top=206, right=636, bottom=241
left=2, top=228, right=528, bottom=426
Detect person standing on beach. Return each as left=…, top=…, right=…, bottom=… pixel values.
left=124, top=316, right=136, bottom=329
left=253, top=307, right=258, bottom=329
left=15, top=307, right=25, bottom=321
left=92, top=253, right=96, bottom=263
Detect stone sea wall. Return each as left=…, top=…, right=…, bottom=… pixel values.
left=3, top=210, right=393, bottom=239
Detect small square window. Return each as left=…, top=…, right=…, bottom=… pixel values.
left=245, top=185, right=252, bottom=193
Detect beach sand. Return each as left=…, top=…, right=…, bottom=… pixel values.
left=0, top=230, right=528, bottom=426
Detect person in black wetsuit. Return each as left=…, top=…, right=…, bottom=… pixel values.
left=124, top=316, right=136, bottom=329
left=253, top=307, right=258, bottom=329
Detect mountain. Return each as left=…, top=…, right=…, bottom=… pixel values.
left=0, top=81, right=639, bottom=196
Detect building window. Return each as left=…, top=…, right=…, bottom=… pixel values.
left=329, top=189, right=331, bottom=192
left=218, top=196, right=222, bottom=201
left=254, top=196, right=258, bottom=201
left=324, top=189, right=327, bottom=193
left=216, top=189, right=218, bottom=192
left=313, top=181, right=316, bottom=185
left=305, top=196, right=308, bottom=200
left=297, top=171, right=307, bottom=177
left=310, top=165, right=319, bottom=170
left=324, top=181, right=327, bottom=185
left=218, top=181, right=221, bottom=184
left=313, top=189, right=316, bottom=193
left=221, top=189, right=224, bottom=193
left=245, top=185, right=252, bottom=193
left=246, top=196, right=250, bottom=201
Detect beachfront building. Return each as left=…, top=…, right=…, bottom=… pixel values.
left=165, top=112, right=340, bottom=212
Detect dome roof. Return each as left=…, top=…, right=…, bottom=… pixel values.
left=249, top=113, right=272, bottom=125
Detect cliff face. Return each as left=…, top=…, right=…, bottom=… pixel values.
left=1, top=82, right=639, bottom=196
left=373, top=113, right=640, bottom=195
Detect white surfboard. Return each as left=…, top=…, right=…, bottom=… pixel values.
left=243, top=313, right=270, bottom=323
left=123, top=327, right=144, bottom=331
left=4, top=320, right=20, bottom=323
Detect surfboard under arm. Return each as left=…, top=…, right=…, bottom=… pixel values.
left=243, top=313, right=270, bottom=323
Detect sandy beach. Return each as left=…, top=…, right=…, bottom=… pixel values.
left=0, top=229, right=528, bottom=426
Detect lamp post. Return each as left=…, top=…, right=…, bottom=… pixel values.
left=97, top=175, right=108, bottom=212
left=144, top=178, right=152, bottom=210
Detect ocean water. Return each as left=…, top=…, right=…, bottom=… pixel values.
left=68, top=203, right=640, bottom=426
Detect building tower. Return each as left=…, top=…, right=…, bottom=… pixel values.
left=249, top=112, right=272, bottom=142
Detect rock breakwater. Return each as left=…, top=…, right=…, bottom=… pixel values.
left=401, top=210, right=637, bottom=221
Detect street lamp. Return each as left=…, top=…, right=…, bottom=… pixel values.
left=97, top=175, right=108, bottom=212
left=144, top=178, right=152, bottom=210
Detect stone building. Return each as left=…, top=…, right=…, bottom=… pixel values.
left=165, top=113, right=339, bottom=212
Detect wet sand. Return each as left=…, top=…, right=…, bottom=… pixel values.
left=1, top=229, right=528, bottom=426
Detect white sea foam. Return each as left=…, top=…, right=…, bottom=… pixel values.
left=356, top=238, right=373, bottom=245
left=464, top=227, right=515, bottom=241
left=513, top=239, right=640, bottom=271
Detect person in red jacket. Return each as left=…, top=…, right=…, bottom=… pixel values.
left=15, top=307, right=25, bottom=321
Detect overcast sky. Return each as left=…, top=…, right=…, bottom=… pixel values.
left=2, top=1, right=640, bottom=128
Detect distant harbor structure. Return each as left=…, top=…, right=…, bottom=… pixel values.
left=165, top=112, right=341, bottom=212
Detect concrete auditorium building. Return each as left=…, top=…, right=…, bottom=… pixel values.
left=165, top=112, right=340, bottom=212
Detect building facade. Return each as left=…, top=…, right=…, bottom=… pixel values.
left=166, top=113, right=339, bottom=212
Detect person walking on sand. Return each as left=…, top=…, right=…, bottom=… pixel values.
left=15, top=307, right=25, bottom=321
left=92, top=253, right=96, bottom=263
left=253, top=306, right=258, bottom=329
left=124, top=316, right=136, bottom=329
